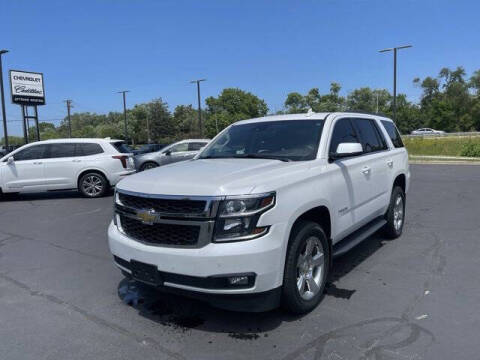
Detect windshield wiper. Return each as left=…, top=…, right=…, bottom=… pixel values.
left=231, top=154, right=291, bottom=162
left=199, top=154, right=291, bottom=162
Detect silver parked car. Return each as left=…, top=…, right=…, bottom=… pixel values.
left=134, top=139, right=210, bottom=171
left=410, top=128, right=445, bottom=135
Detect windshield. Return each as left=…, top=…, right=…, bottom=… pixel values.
left=199, top=120, right=324, bottom=161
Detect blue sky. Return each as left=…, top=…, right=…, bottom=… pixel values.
left=1, top=0, right=479, bottom=135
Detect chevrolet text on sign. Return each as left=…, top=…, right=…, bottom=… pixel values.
left=9, top=70, right=46, bottom=105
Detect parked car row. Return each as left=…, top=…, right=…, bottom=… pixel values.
left=0, top=138, right=210, bottom=198
left=1, top=113, right=410, bottom=314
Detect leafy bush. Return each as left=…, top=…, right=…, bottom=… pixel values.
left=460, top=143, right=480, bottom=157
left=403, top=136, right=480, bottom=156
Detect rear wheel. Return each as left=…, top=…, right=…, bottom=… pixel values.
left=282, top=220, right=330, bottom=314
left=384, top=186, right=406, bottom=238
left=140, top=161, right=159, bottom=171
left=78, top=172, right=107, bottom=198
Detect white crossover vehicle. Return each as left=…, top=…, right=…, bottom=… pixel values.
left=0, top=138, right=135, bottom=198
left=109, top=112, right=410, bottom=313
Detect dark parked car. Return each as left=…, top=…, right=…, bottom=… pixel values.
left=0, top=145, right=21, bottom=157
left=132, top=143, right=169, bottom=155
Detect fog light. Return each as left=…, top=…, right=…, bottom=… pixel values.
left=228, top=276, right=249, bottom=286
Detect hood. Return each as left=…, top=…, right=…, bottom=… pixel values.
left=117, top=158, right=303, bottom=196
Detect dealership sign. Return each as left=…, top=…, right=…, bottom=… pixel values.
left=9, top=70, right=46, bottom=106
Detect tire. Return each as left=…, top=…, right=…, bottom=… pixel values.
left=78, top=172, right=108, bottom=198
left=384, top=186, right=406, bottom=239
left=282, top=220, right=330, bottom=314
left=140, top=161, right=159, bottom=172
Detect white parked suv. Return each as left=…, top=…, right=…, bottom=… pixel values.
left=108, top=112, right=410, bottom=313
left=0, top=138, right=135, bottom=198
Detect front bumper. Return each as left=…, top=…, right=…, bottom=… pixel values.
left=108, top=221, right=286, bottom=297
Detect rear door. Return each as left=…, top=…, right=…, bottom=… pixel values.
left=2, top=144, right=49, bottom=192
left=42, top=143, right=82, bottom=189
left=351, top=118, right=390, bottom=221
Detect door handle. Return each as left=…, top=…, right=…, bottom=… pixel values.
left=72, top=159, right=81, bottom=163
left=361, top=166, right=371, bottom=174
left=387, top=159, right=393, bottom=167
left=33, top=162, right=43, bottom=165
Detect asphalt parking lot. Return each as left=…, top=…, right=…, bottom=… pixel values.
left=1, top=164, right=479, bottom=360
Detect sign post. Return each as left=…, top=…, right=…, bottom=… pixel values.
left=9, top=70, right=45, bottom=143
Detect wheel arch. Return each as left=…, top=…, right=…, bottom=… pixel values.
left=77, top=169, right=110, bottom=189
left=393, top=173, right=406, bottom=193
left=286, top=204, right=333, bottom=268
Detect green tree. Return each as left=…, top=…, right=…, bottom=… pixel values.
left=204, top=88, right=268, bottom=138
left=284, top=92, right=307, bottom=113
left=146, top=98, right=175, bottom=143
left=173, top=105, right=199, bottom=138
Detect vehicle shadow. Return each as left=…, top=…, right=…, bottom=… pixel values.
left=117, top=230, right=394, bottom=336
left=0, top=190, right=113, bottom=202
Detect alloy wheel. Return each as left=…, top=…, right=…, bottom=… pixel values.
left=82, top=175, right=103, bottom=197
left=393, top=195, right=404, bottom=232
left=143, top=162, right=158, bottom=170
left=296, top=236, right=325, bottom=300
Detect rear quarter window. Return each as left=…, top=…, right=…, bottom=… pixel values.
left=111, top=142, right=132, bottom=153
left=381, top=120, right=404, bottom=148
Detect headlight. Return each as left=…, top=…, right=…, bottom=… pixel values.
left=214, top=192, right=275, bottom=242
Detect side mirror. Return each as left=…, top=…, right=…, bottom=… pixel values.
left=329, top=143, right=363, bottom=161
left=165, top=150, right=172, bottom=156
left=7, top=156, right=14, bottom=164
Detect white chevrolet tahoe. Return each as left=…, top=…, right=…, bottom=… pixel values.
left=108, top=112, right=410, bottom=313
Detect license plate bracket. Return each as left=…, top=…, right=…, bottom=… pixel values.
left=130, top=260, right=161, bottom=286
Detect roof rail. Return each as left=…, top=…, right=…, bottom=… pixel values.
left=342, top=110, right=390, bottom=117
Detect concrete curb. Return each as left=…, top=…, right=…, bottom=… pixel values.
left=409, top=160, right=480, bottom=165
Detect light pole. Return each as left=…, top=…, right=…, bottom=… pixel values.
left=117, top=90, right=130, bottom=142
left=379, top=45, right=412, bottom=121
left=190, top=79, right=206, bottom=137
left=0, top=49, right=9, bottom=149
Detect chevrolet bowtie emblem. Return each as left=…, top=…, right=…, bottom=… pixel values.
left=137, top=209, right=157, bottom=225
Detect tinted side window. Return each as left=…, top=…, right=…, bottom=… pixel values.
left=48, top=143, right=76, bottom=158
left=372, top=121, right=388, bottom=150
left=381, top=120, right=404, bottom=148
left=329, top=118, right=360, bottom=154
left=188, top=142, right=207, bottom=151
left=78, top=143, right=104, bottom=156
left=111, top=142, right=132, bottom=153
left=13, top=144, right=49, bottom=161
left=354, top=119, right=383, bottom=153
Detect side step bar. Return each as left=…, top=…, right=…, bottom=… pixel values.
left=332, top=217, right=387, bottom=258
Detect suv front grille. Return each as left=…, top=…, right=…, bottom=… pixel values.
left=119, top=215, right=200, bottom=246
left=118, top=193, right=206, bottom=214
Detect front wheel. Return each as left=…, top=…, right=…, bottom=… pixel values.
left=384, top=186, right=406, bottom=239
left=282, top=220, right=330, bottom=314
left=140, top=161, right=159, bottom=172
left=78, top=172, right=108, bottom=198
